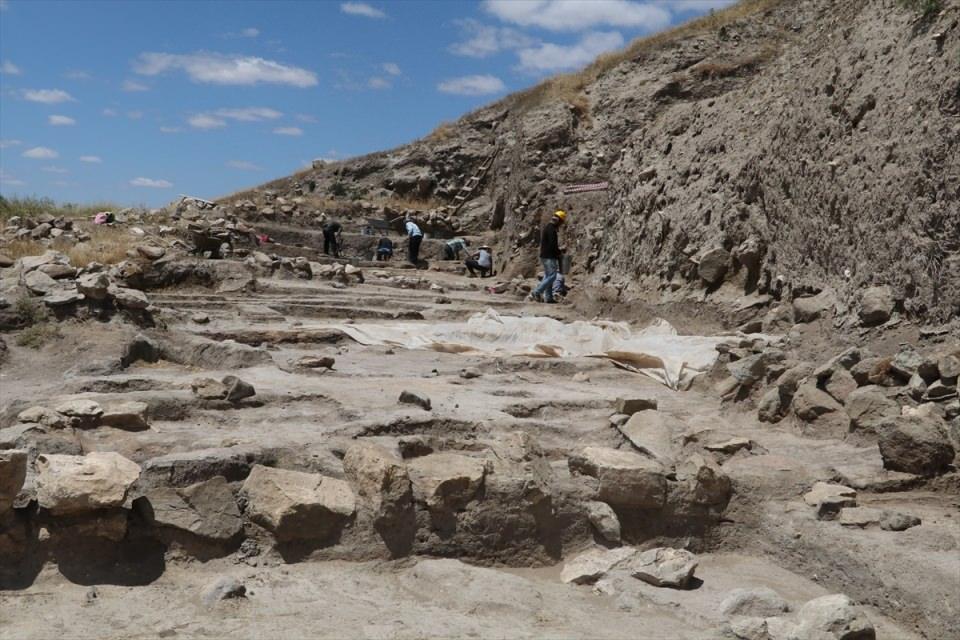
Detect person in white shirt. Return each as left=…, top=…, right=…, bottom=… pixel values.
left=404, top=216, right=423, bottom=265
left=465, top=245, right=493, bottom=277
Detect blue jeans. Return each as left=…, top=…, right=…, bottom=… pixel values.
left=533, top=258, right=559, bottom=301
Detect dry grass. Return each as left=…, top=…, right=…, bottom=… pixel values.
left=426, top=121, right=458, bottom=144
left=691, top=45, right=780, bottom=80
left=503, top=0, right=787, bottom=116
left=0, top=195, right=124, bottom=222
left=1, top=224, right=136, bottom=266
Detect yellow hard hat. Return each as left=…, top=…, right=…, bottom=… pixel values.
left=554, top=210, right=567, bottom=221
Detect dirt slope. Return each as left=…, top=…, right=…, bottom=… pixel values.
left=225, top=0, right=959, bottom=325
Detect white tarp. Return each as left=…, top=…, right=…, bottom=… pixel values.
left=332, top=309, right=749, bottom=389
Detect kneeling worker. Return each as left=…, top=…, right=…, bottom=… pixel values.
left=444, top=237, right=469, bottom=260
left=465, top=245, right=493, bottom=277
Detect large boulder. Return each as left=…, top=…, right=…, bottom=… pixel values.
left=76, top=272, right=111, bottom=300
left=23, top=270, right=62, bottom=296
left=878, top=416, right=954, bottom=476
left=407, top=453, right=485, bottom=512
left=100, top=401, right=150, bottom=430
left=629, top=547, right=699, bottom=589
left=1, top=449, right=28, bottom=512
left=616, top=411, right=676, bottom=467
left=792, top=383, right=843, bottom=421
left=845, top=387, right=899, bottom=434
left=859, top=286, right=894, bottom=326
left=241, top=465, right=355, bottom=541
left=585, top=501, right=621, bottom=543
left=823, top=368, right=857, bottom=405
left=141, top=476, right=242, bottom=541
left=677, top=454, right=732, bottom=506
left=789, top=594, right=876, bottom=639
left=35, top=452, right=141, bottom=515
left=560, top=546, right=636, bottom=585
left=698, top=248, right=731, bottom=284
left=793, top=290, right=835, bottom=323
left=342, top=441, right=413, bottom=525
left=568, top=447, right=667, bottom=508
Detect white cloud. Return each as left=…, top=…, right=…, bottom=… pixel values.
left=484, top=0, right=670, bottom=32
left=48, top=114, right=76, bottom=126
left=666, top=0, right=737, bottom=11
left=340, top=2, right=386, bottom=19
left=296, top=113, right=318, bottom=123
left=159, top=126, right=182, bottom=133
left=0, top=1, right=8, bottom=11
left=130, top=177, right=173, bottom=188
left=127, top=110, right=144, bottom=120
left=23, top=88, right=75, bottom=104
left=273, top=127, right=303, bottom=136
left=227, top=160, right=263, bottom=171
left=188, top=114, right=227, bottom=130
left=382, top=62, right=401, bottom=76
left=133, top=52, right=317, bottom=87
left=22, top=146, right=59, bottom=159
left=1, top=60, right=21, bottom=75
left=0, top=139, right=22, bottom=149
left=450, top=19, right=535, bottom=58
left=102, top=108, right=118, bottom=117
left=122, top=79, right=149, bottom=92
left=437, top=74, right=506, bottom=96
left=241, top=27, right=260, bottom=37
left=213, top=107, right=282, bottom=121
left=65, top=70, right=92, bottom=80
left=79, top=155, right=102, bottom=163
left=41, top=166, right=69, bottom=174
left=0, top=169, right=25, bottom=187
left=517, top=30, right=624, bottom=73
left=367, top=76, right=390, bottom=90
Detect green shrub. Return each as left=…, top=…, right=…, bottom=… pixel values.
left=14, top=295, right=48, bottom=326
left=15, top=323, right=61, bottom=349
left=899, top=0, right=943, bottom=17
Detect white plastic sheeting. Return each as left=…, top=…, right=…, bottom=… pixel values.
left=333, top=309, right=744, bottom=389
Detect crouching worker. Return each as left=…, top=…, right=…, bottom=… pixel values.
left=465, top=245, right=493, bottom=278
left=376, top=236, right=394, bottom=261
left=444, top=237, right=469, bottom=260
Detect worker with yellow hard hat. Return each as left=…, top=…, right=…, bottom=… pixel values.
left=529, top=209, right=568, bottom=303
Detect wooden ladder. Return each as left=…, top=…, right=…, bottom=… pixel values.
left=445, top=148, right=498, bottom=215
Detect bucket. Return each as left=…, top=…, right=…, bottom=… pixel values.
left=560, top=254, right=573, bottom=274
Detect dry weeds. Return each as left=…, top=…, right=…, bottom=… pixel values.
left=2, top=224, right=136, bottom=266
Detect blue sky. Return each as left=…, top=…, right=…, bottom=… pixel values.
left=0, top=0, right=733, bottom=207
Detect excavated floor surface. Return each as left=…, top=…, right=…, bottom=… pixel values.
left=1, top=261, right=956, bottom=639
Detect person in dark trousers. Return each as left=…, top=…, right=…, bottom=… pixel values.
left=376, top=236, right=394, bottom=261
left=405, top=216, right=423, bottom=265
left=465, top=245, right=493, bottom=277
left=529, top=210, right=567, bottom=303
left=444, top=237, right=469, bottom=260
left=322, top=218, right=343, bottom=257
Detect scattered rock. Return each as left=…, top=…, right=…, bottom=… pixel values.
left=629, top=547, right=699, bottom=589
left=54, top=398, right=104, bottom=425
left=35, top=452, right=141, bottom=515
left=201, top=576, right=246, bottom=606
left=585, top=500, right=621, bottom=543
left=23, top=270, right=61, bottom=296
left=398, top=390, right=431, bottom=411
left=561, top=546, right=636, bottom=585
left=460, top=367, right=482, bottom=379
left=296, top=355, right=336, bottom=370
left=704, top=438, right=752, bottom=454
left=137, top=245, right=166, bottom=260
left=790, top=594, right=875, bottom=640
left=838, top=506, right=884, bottom=528
left=240, top=465, right=356, bottom=541
left=569, top=447, right=667, bottom=508
left=879, top=511, right=921, bottom=532
left=616, top=411, right=676, bottom=467
left=18, top=405, right=68, bottom=429
left=719, top=587, right=790, bottom=618
left=823, top=368, right=858, bottom=404
left=222, top=375, right=256, bottom=402
left=792, top=383, right=842, bottom=421
left=99, top=401, right=150, bottom=430
left=793, top=290, right=835, bottom=323
left=615, top=396, right=658, bottom=415
left=677, top=453, right=732, bottom=506
left=342, top=441, right=413, bottom=527
left=108, top=285, right=149, bottom=310
left=859, top=286, right=894, bottom=326
left=878, top=415, right=954, bottom=475
left=191, top=312, right=211, bottom=324
left=192, top=378, right=228, bottom=400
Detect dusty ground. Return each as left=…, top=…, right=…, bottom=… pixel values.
left=2, top=256, right=956, bottom=639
